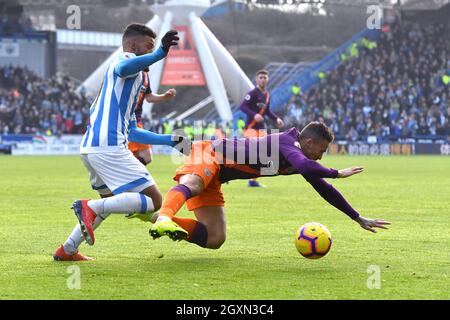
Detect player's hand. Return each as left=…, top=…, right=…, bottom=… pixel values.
left=337, top=167, right=363, bottom=178
left=355, top=216, right=391, bottom=233
left=254, top=114, right=264, bottom=123
left=172, top=134, right=192, bottom=156
left=276, top=118, right=284, bottom=128
left=164, top=88, right=176, bottom=100
left=161, top=30, right=179, bottom=52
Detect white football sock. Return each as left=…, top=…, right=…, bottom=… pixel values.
left=63, top=213, right=110, bottom=255
left=87, top=193, right=155, bottom=215
left=62, top=193, right=154, bottom=255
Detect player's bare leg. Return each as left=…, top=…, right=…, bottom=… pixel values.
left=134, top=147, right=153, bottom=166
left=178, top=173, right=204, bottom=196
left=141, top=184, right=162, bottom=211
left=192, top=206, right=226, bottom=249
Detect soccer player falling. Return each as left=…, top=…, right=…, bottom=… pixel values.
left=134, top=122, right=390, bottom=249
left=239, top=69, right=284, bottom=187
left=54, top=24, right=188, bottom=261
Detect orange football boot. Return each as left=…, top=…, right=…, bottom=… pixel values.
left=71, top=200, right=96, bottom=245
left=53, top=244, right=93, bottom=261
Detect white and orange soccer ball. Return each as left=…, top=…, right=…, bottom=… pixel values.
left=295, top=222, right=332, bottom=259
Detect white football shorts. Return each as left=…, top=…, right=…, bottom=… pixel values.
left=80, top=147, right=155, bottom=195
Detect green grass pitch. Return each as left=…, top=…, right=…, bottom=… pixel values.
left=0, top=155, right=449, bottom=299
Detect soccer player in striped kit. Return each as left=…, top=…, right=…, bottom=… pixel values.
left=54, top=23, right=188, bottom=261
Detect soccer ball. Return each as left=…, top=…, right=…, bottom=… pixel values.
left=295, top=222, right=332, bottom=259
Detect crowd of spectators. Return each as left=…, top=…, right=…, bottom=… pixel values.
left=0, top=65, right=91, bottom=136
left=281, top=20, right=450, bottom=142
left=0, top=64, right=231, bottom=139
left=1, top=20, right=449, bottom=143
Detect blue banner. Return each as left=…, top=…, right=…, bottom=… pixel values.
left=1, top=134, right=33, bottom=144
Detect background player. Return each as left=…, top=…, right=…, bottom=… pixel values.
left=53, top=23, right=187, bottom=261
left=239, top=69, right=284, bottom=187
left=145, top=122, right=390, bottom=249
left=128, top=68, right=177, bottom=166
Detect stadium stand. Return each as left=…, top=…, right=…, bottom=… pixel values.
left=0, top=65, right=91, bottom=135
left=0, top=64, right=231, bottom=138
left=1, top=17, right=448, bottom=143
left=280, top=19, right=450, bottom=142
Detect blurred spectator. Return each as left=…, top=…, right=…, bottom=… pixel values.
left=291, top=82, right=301, bottom=97
left=0, top=13, right=36, bottom=35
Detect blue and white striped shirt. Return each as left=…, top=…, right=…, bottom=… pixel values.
left=80, top=52, right=144, bottom=154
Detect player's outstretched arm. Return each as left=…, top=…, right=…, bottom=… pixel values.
left=286, top=151, right=339, bottom=179
left=115, top=46, right=167, bottom=78
left=303, top=175, right=360, bottom=219
left=115, top=31, right=179, bottom=78
left=128, top=120, right=191, bottom=155
left=354, top=216, right=391, bottom=233
left=304, top=175, right=391, bottom=233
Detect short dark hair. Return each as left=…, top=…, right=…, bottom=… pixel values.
left=122, top=23, right=156, bottom=42
left=299, top=121, right=334, bottom=143
left=256, top=69, right=269, bottom=77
